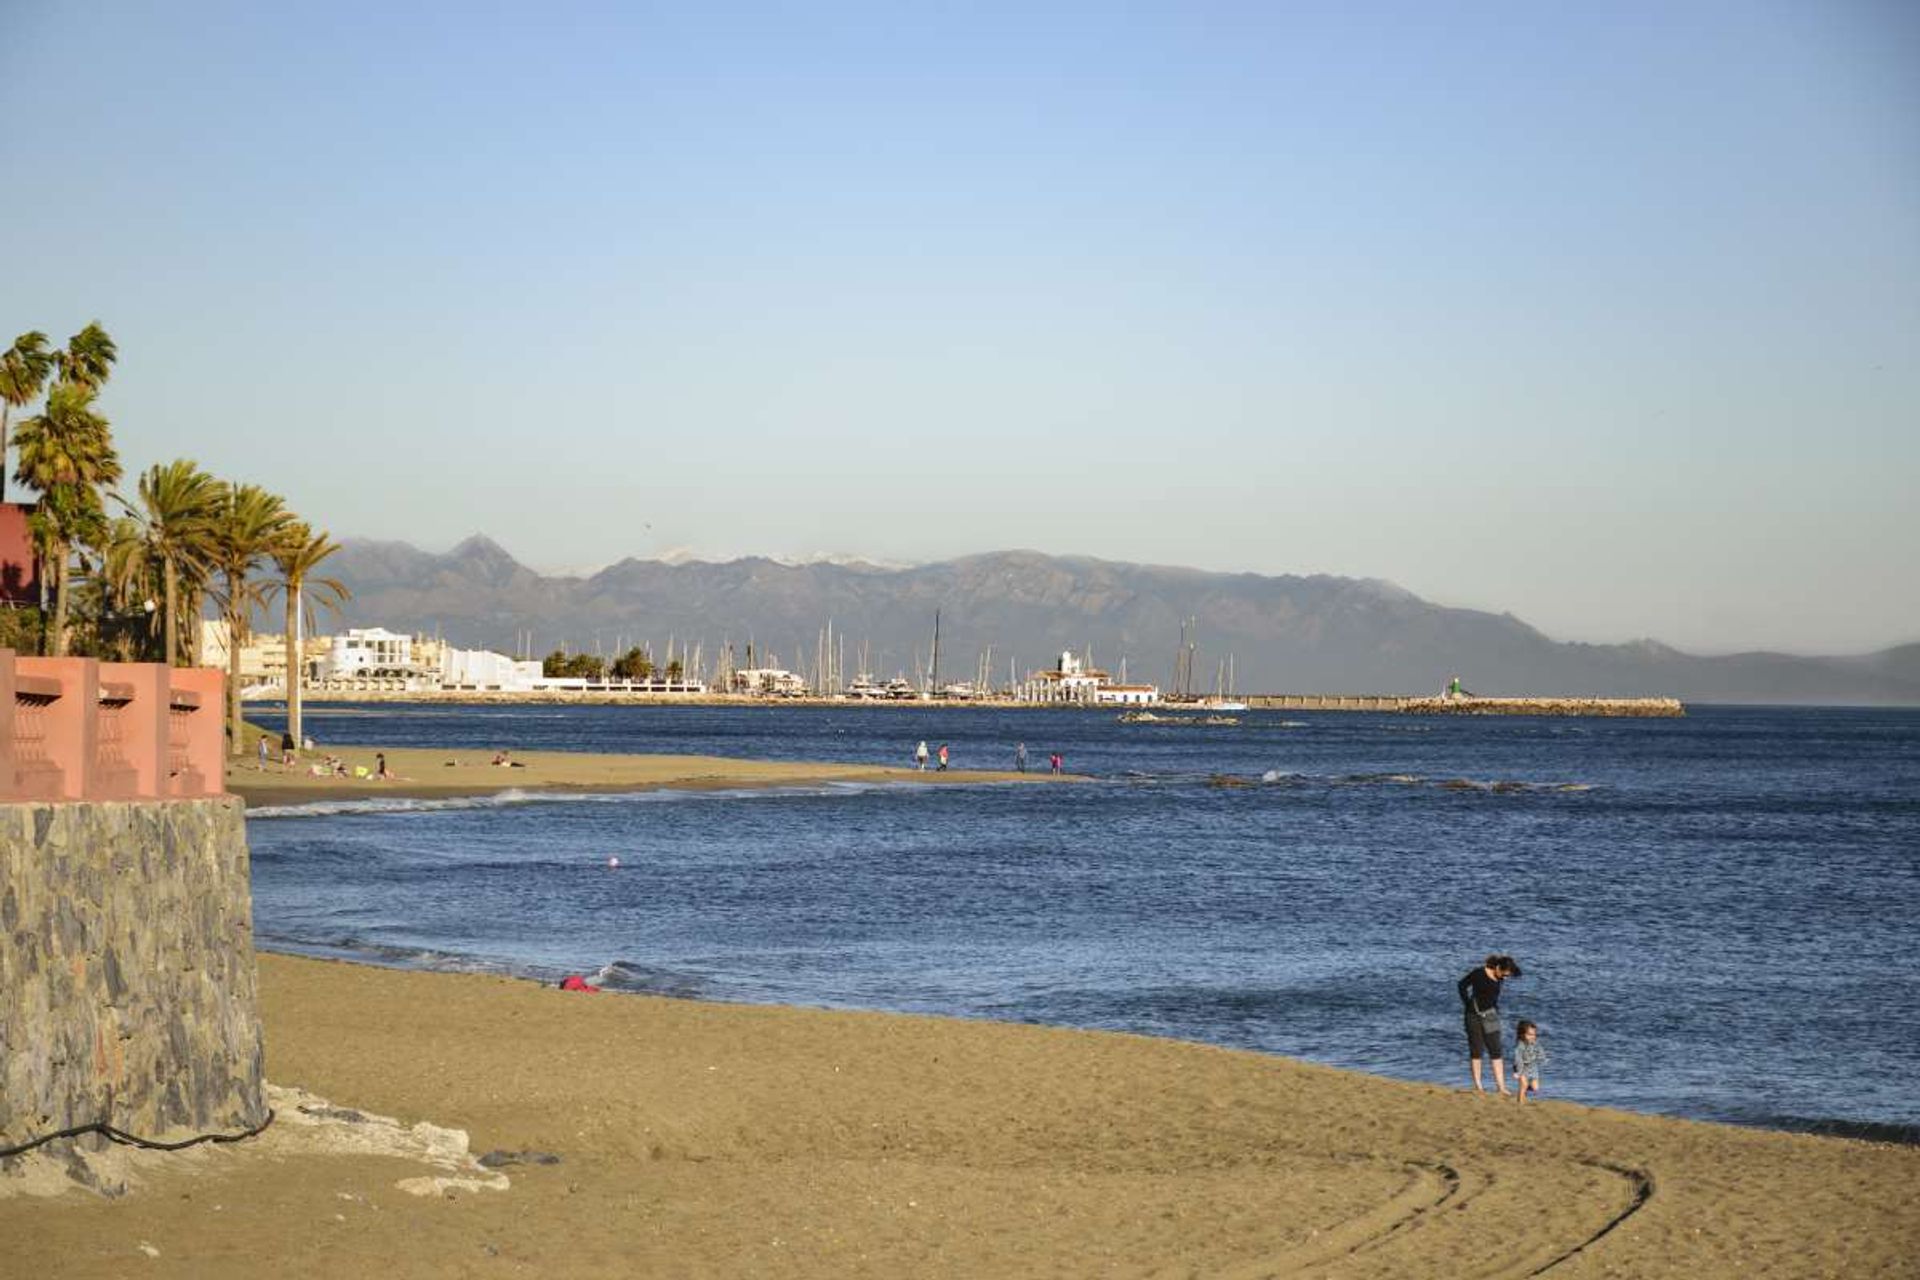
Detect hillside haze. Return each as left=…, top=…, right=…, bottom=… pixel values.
left=319, top=537, right=1920, bottom=705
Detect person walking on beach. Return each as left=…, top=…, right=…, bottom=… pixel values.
left=1049, top=752, right=1063, bottom=775
left=915, top=740, right=929, bottom=770
left=1015, top=742, right=1028, bottom=773
left=1511, top=1020, right=1547, bottom=1103
left=257, top=734, right=270, bottom=771
left=375, top=752, right=391, bottom=781
left=1458, top=953, right=1521, bottom=1095
left=937, top=743, right=949, bottom=771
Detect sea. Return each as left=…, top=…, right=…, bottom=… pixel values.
left=242, top=702, right=1920, bottom=1142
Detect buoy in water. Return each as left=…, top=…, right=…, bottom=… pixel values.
left=607, top=856, right=621, bottom=869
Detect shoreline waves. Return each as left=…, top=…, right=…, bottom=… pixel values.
left=232, top=707, right=1920, bottom=1141
left=249, top=928, right=1920, bottom=1150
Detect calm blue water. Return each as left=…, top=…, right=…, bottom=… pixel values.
left=244, top=703, right=1920, bottom=1140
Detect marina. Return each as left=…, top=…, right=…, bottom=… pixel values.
left=258, top=687, right=1691, bottom=716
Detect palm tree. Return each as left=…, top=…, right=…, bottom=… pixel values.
left=12, top=381, right=121, bottom=655
left=269, top=522, right=349, bottom=750
left=0, top=331, right=56, bottom=503
left=56, top=322, right=118, bottom=393
left=120, top=460, right=222, bottom=666
left=100, top=514, right=161, bottom=661
left=207, top=483, right=292, bottom=748
left=80, top=516, right=156, bottom=660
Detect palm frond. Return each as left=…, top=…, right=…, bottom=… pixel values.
left=57, top=321, right=118, bottom=392
left=0, top=331, right=56, bottom=407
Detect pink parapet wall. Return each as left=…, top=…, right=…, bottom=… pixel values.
left=0, top=650, right=226, bottom=801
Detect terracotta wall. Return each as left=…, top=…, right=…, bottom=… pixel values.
left=0, top=651, right=225, bottom=801
left=0, top=503, right=37, bottom=606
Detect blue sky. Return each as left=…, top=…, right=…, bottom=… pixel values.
left=3, top=1, right=1915, bottom=653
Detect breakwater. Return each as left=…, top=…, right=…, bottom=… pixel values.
left=1251, top=694, right=1685, bottom=717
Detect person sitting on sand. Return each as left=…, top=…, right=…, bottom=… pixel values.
left=375, top=752, right=392, bottom=781
left=1512, top=1020, right=1547, bottom=1103
left=1459, top=953, right=1522, bottom=1095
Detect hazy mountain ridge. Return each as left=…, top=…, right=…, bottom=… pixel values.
left=321, top=536, right=1920, bottom=704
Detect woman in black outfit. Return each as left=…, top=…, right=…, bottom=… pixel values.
left=1459, top=954, right=1522, bottom=1095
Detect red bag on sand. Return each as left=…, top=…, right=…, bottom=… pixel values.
left=559, top=974, right=601, bottom=993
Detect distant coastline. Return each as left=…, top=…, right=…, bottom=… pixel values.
left=251, top=689, right=1689, bottom=716
left=311, top=540, right=1920, bottom=705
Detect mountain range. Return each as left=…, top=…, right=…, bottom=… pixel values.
left=316, top=536, right=1920, bottom=704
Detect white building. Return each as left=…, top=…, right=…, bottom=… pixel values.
left=1092, top=682, right=1161, bottom=705
left=317, top=627, right=421, bottom=681
left=441, top=647, right=546, bottom=692
left=1021, top=650, right=1160, bottom=705
left=442, top=646, right=710, bottom=695
left=732, top=667, right=808, bottom=697
left=521, top=672, right=710, bottom=695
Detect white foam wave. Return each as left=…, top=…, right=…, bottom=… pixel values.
left=245, top=779, right=943, bottom=820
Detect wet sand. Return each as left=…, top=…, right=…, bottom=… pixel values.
left=6, top=953, right=1917, bottom=1277
left=227, top=744, right=1061, bottom=808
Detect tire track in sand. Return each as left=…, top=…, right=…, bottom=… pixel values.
left=1216, top=1159, right=1470, bottom=1279
left=1218, top=1155, right=1649, bottom=1279
left=1524, top=1161, right=1654, bottom=1276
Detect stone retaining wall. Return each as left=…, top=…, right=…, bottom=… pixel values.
left=1248, top=694, right=1413, bottom=711
left=0, top=798, right=265, bottom=1148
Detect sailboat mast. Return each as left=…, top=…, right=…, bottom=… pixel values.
left=929, top=608, right=941, bottom=696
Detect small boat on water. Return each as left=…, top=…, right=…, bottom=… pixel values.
left=844, top=674, right=887, bottom=700
left=1194, top=698, right=1249, bottom=713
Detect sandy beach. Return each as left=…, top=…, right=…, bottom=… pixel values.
left=4, top=953, right=1915, bottom=1277
left=227, top=744, right=1060, bottom=809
